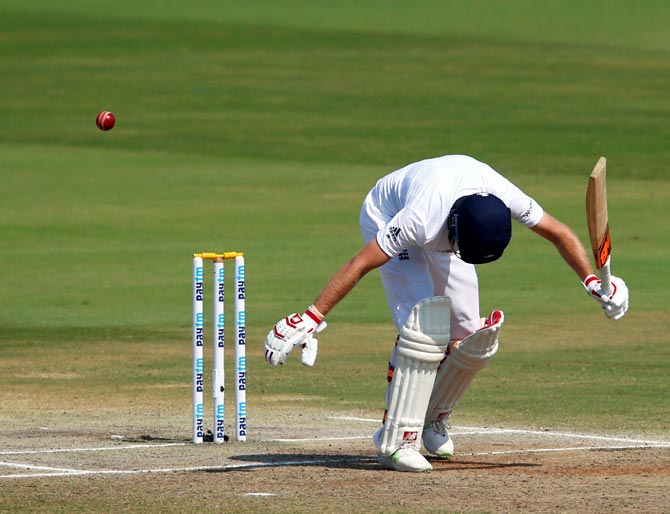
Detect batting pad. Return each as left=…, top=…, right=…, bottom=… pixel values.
left=425, top=310, right=504, bottom=424
left=379, top=296, right=451, bottom=455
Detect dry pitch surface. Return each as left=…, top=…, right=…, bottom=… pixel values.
left=1, top=409, right=668, bottom=513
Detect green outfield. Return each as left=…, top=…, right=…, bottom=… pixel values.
left=0, top=1, right=669, bottom=510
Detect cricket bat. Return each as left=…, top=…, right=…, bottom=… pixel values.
left=585, top=156, right=613, bottom=295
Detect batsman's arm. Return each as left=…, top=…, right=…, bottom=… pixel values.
left=531, top=212, right=629, bottom=319
left=264, top=239, right=390, bottom=367
left=530, top=212, right=594, bottom=281
left=312, top=238, right=391, bottom=317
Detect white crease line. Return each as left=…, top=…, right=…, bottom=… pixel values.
left=452, top=427, right=670, bottom=446
left=333, top=416, right=380, bottom=423
left=0, top=443, right=185, bottom=456
left=330, top=417, right=670, bottom=446
left=270, top=434, right=670, bottom=448
left=467, top=444, right=669, bottom=456
left=0, top=461, right=82, bottom=473
left=0, top=459, right=340, bottom=479
left=270, top=436, right=370, bottom=443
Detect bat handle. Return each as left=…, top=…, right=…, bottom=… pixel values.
left=600, top=257, right=613, bottom=297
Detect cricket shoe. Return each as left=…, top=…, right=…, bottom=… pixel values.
left=373, top=427, right=432, bottom=473
left=422, top=418, right=454, bottom=457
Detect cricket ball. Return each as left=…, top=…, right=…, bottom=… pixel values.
left=96, top=111, right=115, bottom=131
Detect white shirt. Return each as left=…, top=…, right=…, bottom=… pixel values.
left=371, top=155, right=544, bottom=256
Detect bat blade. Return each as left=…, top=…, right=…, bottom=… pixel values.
left=586, top=156, right=613, bottom=295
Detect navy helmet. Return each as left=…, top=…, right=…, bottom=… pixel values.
left=447, top=193, right=512, bottom=264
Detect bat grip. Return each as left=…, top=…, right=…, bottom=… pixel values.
left=600, top=257, right=613, bottom=297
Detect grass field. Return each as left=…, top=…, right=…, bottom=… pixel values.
left=1, top=1, right=669, bottom=512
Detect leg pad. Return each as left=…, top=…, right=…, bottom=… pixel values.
left=425, top=310, right=504, bottom=425
left=377, top=296, right=451, bottom=455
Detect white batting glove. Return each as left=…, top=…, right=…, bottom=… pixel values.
left=603, top=276, right=629, bottom=320
left=583, top=274, right=629, bottom=320
left=264, top=308, right=326, bottom=366
left=301, top=336, right=319, bottom=367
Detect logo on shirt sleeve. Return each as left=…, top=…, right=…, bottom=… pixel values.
left=386, top=226, right=402, bottom=243
left=521, top=199, right=535, bottom=221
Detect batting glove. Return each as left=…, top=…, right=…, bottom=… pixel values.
left=264, top=307, right=327, bottom=366
left=583, top=274, right=629, bottom=320
left=603, top=276, right=629, bottom=320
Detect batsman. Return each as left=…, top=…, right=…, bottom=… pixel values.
left=264, top=154, right=629, bottom=472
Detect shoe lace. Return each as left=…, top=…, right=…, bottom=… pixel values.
left=431, top=418, right=451, bottom=436
left=394, top=440, right=422, bottom=456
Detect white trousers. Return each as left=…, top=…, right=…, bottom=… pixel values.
left=359, top=191, right=481, bottom=341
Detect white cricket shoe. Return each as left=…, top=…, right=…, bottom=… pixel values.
left=373, top=427, right=432, bottom=473
left=422, top=419, right=454, bottom=457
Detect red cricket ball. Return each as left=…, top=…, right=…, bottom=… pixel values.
left=96, top=111, right=115, bottom=131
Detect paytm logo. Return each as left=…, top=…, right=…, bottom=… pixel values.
left=217, top=280, right=225, bottom=302
left=215, top=404, right=225, bottom=440
left=195, top=403, right=204, bottom=438
left=238, top=356, right=246, bottom=390
left=237, top=312, right=246, bottom=346
left=238, top=402, right=247, bottom=437
left=236, top=265, right=245, bottom=299
left=216, top=312, right=225, bottom=348
left=195, top=357, right=204, bottom=392
left=194, top=266, right=204, bottom=301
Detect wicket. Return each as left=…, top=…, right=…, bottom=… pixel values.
left=192, top=252, right=247, bottom=444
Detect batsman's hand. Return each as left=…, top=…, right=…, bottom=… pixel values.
left=603, top=276, right=629, bottom=320
left=583, top=274, right=629, bottom=320
left=264, top=311, right=327, bottom=366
